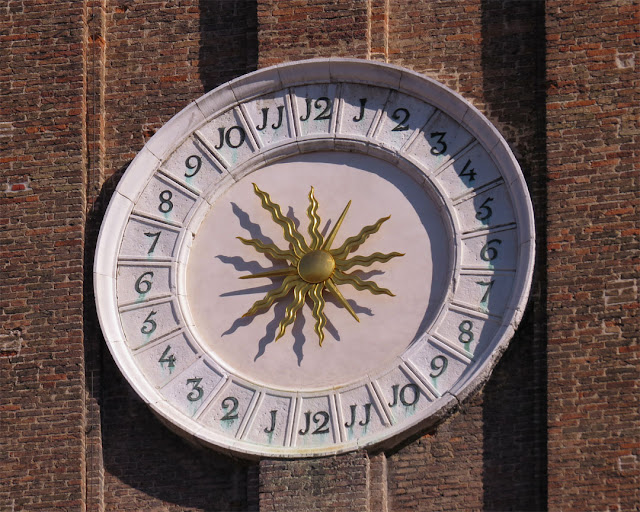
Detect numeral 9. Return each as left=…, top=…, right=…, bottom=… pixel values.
left=429, top=355, right=448, bottom=378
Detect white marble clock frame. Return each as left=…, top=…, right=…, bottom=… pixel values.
left=94, top=58, right=535, bottom=458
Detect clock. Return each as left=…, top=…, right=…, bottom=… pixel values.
left=94, top=58, right=535, bottom=458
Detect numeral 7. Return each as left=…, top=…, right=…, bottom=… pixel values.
left=476, top=279, right=494, bottom=304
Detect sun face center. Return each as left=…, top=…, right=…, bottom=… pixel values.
left=298, top=250, right=336, bottom=284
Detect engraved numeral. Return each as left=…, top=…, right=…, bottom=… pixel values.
left=430, top=131, right=447, bottom=155
left=158, top=190, right=173, bottom=213
left=475, top=196, right=494, bottom=222
left=299, top=411, right=330, bottom=435
left=353, top=98, right=367, bottom=122
left=458, top=320, right=474, bottom=345
left=215, top=126, right=246, bottom=149
left=158, top=344, right=176, bottom=370
left=300, top=97, right=333, bottom=122
left=459, top=159, right=477, bottom=184
left=264, top=410, right=277, bottom=434
left=144, top=231, right=161, bottom=254
left=391, top=107, right=410, bottom=131
left=388, top=383, right=421, bottom=407
left=140, top=310, right=157, bottom=335
left=480, top=239, right=502, bottom=261
left=221, top=396, right=239, bottom=421
left=134, top=271, right=154, bottom=295
left=186, top=378, right=203, bottom=401
left=477, top=279, right=494, bottom=304
left=256, top=106, right=284, bottom=131
left=429, top=355, right=448, bottom=378
left=344, top=403, right=371, bottom=428
left=184, top=155, right=202, bottom=178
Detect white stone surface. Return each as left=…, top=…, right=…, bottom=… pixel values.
left=453, top=182, right=516, bottom=233
left=161, top=135, right=227, bottom=194
left=404, top=110, right=474, bottom=174
left=118, top=298, right=181, bottom=350
left=372, top=91, right=436, bottom=152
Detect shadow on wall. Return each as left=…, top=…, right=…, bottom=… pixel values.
left=83, top=2, right=259, bottom=510
left=480, top=1, right=548, bottom=511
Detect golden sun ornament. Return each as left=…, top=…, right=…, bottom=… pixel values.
left=238, top=184, right=404, bottom=345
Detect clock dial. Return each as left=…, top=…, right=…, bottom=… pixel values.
left=94, top=59, right=535, bottom=458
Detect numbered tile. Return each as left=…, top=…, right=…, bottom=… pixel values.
left=119, top=298, right=181, bottom=349
left=405, top=338, right=471, bottom=393
left=373, top=91, right=436, bottom=152
left=435, top=307, right=501, bottom=359
left=292, top=84, right=338, bottom=138
left=374, top=366, right=432, bottom=425
left=405, top=111, right=474, bottom=173
left=461, top=228, right=517, bottom=270
left=133, top=174, right=198, bottom=226
left=134, top=331, right=199, bottom=388
left=337, top=84, right=389, bottom=139
left=161, top=136, right=225, bottom=194
left=243, top=91, right=294, bottom=148
left=434, top=144, right=501, bottom=200
left=116, top=263, right=173, bottom=306
left=197, top=107, right=257, bottom=169
left=200, top=381, right=257, bottom=438
left=294, top=395, right=336, bottom=447
left=119, top=216, right=181, bottom=260
left=453, top=183, right=516, bottom=233
left=454, top=271, right=515, bottom=314
left=245, top=393, right=293, bottom=447
left=338, top=385, right=387, bottom=442
left=161, top=357, right=224, bottom=418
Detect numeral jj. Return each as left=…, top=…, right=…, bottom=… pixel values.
left=256, top=106, right=284, bottom=131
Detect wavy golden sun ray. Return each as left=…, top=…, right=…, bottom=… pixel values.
left=330, top=216, right=390, bottom=260
left=238, top=185, right=403, bottom=345
left=338, top=251, right=405, bottom=271
left=252, top=183, right=309, bottom=258
left=332, top=269, right=395, bottom=296
left=276, top=282, right=311, bottom=341
left=309, top=283, right=327, bottom=346
left=237, top=236, right=298, bottom=265
left=243, top=275, right=298, bottom=317
left=307, top=188, right=323, bottom=250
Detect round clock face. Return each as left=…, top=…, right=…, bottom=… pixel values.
left=94, top=59, right=535, bottom=458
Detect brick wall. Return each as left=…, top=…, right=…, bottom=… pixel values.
left=545, top=1, right=639, bottom=510
left=1, top=2, right=88, bottom=510
left=2, top=0, right=638, bottom=510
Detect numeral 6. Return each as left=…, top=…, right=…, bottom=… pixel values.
left=480, top=239, right=502, bottom=261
